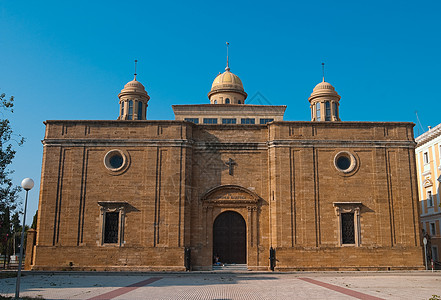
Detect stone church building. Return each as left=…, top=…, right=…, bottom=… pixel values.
left=27, top=61, right=424, bottom=271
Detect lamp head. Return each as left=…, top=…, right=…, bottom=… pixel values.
left=21, top=178, right=34, bottom=191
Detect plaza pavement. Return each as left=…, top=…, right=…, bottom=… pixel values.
left=1, top=271, right=440, bottom=300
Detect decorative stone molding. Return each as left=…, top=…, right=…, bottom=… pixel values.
left=423, top=178, right=433, bottom=188
left=98, top=201, right=128, bottom=247
left=201, top=185, right=260, bottom=208
left=103, top=149, right=130, bottom=175
left=333, top=202, right=362, bottom=247
left=333, top=151, right=359, bottom=176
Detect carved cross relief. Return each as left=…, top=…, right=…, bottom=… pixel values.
left=225, top=158, right=236, bottom=175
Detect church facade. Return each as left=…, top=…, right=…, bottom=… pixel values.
left=27, top=62, right=424, bottom=271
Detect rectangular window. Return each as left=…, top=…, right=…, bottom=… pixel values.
left=184, top=118, right=199, bottom=124
left=137, top=102, right=143, bottom=120
left=222, top=118, right=236, bottom=124
left=423, top=152, right=429, bottom=164
left=341, top=212, right=355, bottom=244
left=128, top=100, right=133, bottom=120
left=316, top=103, right=321, bottom=121
left=241, top=118, right=255, bottom=124
left=203, top=118, right=217, bottom=124
left=104, top=212, right=119, bottom=244
left=433, top=246, right=439, bottom=262
left=427, top=191, right=433, bottom=207
left=259, top=118, right=274, bottom=124
left=325, top=101, right=331, bottom=121
left=334, top=102, right=338, bottom=119
left=430, top=222, right=436, bottom=236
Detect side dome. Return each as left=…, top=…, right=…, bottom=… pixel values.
left=308, top=79, right=341, bottom=122
left=309, top=80, right=340, bottom=100
left=118, top=78, right=149, bottom=99
left=117, top=76, right=150, bottom=120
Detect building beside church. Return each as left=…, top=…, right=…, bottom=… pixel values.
left=27, top=60, right=424, bottom=271
left=415, top=123, right=441, bottom=265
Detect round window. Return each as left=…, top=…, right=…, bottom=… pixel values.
left=104, top=150, right=127, bottom=172
left=109, top=153, right=123, bottom=169
left=334, top=151, right=357, bottom=174
left=336, top=155, right=351, bottom=171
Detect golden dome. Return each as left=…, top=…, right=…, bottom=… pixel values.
left=208, top=69, right=247, bottom=99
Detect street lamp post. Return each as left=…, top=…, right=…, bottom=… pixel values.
left=15, top=178, right=34, bottom=300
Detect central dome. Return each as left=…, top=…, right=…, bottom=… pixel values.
left=208, top=68, right=247, bottom=104
left=210, top=70, right=245, bottom=92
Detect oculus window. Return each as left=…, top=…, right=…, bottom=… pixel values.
left=334, top=151, right=358, bottom=174
left=104, top=150, right=127, bottom=172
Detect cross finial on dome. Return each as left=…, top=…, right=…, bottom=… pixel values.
left=225, top=42, right=230, bottom=71
left=134, top=59, right=138, bottom=81
left=321, top=62, right=325, bottom=82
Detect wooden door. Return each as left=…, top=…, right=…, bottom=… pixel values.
left=213, top=211, right=246, bottom=264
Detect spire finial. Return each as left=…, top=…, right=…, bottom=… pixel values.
left=225, top=42, right=230, bottom=71
left=321, top=62, right=325, bottom=82
left=134, top=59, right=138, bottom=80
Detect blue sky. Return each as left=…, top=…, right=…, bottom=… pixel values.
left=1, top=1, right=440, bottom=224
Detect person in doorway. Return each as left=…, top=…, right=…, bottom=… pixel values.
left=213, top=254, right=224, bottom=266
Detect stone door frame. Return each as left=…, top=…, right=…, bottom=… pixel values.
left=201, top=185, right=261, bottom=268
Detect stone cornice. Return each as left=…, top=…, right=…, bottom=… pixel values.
left=43, top=138, right=416, bottom=150
left=415, top=123, right=441, bottom=147
left=42, top=139, right=194, bottom=148
left=267, top=139, right=416, bottom=148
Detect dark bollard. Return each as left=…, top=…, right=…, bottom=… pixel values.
left=185, top=247, right=191, bottom=271
left=269, top=247, right=276, bottom=271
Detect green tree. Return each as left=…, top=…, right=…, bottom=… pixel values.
left=0, top=206, right=11, bottom=267
left=0, top=92, right=24, bottom=264
left=0, top=93, right=24, bottom=214
left=11, top=211, right=20, bottom=233
left=31, top=210, right=38, bottom=229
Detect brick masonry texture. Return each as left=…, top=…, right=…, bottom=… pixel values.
left=27, top=120, right=424, bottom=271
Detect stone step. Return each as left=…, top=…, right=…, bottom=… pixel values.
left=212, top=264, right=248, bottom=272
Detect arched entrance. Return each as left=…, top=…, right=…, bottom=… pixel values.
left=213, top=211, right=246, bottom=264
